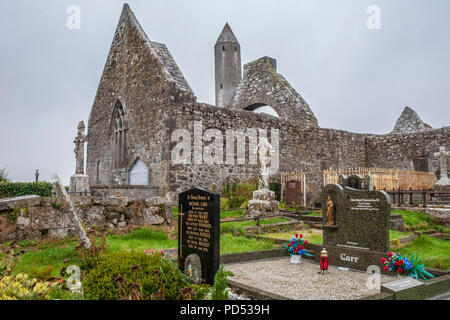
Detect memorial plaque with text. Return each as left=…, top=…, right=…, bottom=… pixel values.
left=321, top=184, right=391, bottom=253
left=178, top=187, right=220, bottom=285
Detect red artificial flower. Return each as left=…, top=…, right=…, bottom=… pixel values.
left=398, top=268, right=403, bottom=274
left=294, top=248, right=298, bottom=253
left=291, top=240, right=295, bottom=244
left=288, top=243, right=291, bottom=247
left=300, top=234, right=303, bottom=238
left=388, top=252, right=393, bottom=257
left=383, top=266, right=389, bottom=272
left=398, top=259, right=404, bottom=265
left=295, top=233, right=298, bottom=238
left=381, top=258, right=386, bottom=264
left=304, top=240, right=308, bottom=245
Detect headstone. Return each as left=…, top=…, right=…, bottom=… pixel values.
left=178, top=187, right=220, bottom=285
left=322, top=184, right=390, bottom=252
left=285, top=180, right=301, bottom=205
left=317, top=184, right=391, bottom=271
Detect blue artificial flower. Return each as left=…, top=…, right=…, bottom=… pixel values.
left=391, top=261, right=396, bottom=269
left=404, top=258, right=413, bottom=270
left=298, top=249, right=305, bottom=255
left=291, top=237, right=296, bottom=242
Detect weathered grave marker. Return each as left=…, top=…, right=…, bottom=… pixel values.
left=178, top=187, right=220, bottom=285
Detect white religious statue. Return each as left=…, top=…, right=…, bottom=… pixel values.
left=257, top=137, right=274, bottom=190
left=434, top=146, right=450, bottom=186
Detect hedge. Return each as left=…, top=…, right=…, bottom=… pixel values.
left=0, top=181, right=52, bottom=198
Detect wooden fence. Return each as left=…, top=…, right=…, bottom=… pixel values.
left=323, top=167, right=436, bottom=191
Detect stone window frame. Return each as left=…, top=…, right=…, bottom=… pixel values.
left=109, top=98, right=128, bottom=170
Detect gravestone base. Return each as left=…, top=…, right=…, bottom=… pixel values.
left=246, top=189, right=279, bottom=218
left=306, top=242, right=390, bottom=273
left=69, top=174, right=90, bottom=195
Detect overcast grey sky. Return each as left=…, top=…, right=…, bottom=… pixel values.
left=1, top=0, right=449, bottom=184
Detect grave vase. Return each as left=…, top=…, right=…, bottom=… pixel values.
left=290, top=254, right=302, bottom=264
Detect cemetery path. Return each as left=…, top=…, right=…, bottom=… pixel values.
left=226, top=257, right=397, bottom=300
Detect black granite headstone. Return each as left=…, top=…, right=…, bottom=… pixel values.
left=178, top=187, right=220, bottom=285
left=322, top=184, right=391, bottom=253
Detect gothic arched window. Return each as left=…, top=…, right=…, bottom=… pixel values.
left=111, top=100, right=127, bottom=169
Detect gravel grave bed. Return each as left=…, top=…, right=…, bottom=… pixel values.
left=226, top=257, right=397, bottom=300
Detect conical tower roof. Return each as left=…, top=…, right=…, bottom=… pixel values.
left=215, top=23, right=239, bottom=45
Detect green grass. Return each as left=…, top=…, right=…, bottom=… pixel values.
left=396, top=235, right=450, bottom=270
left=306, top=211, right=322, bottom=217
left=389, top=230, right=413, bottom=240
left=8, top=225, right=278, bottom=278
left=220, top=233, right=277, bottom=254
left=220, top=209, right=244, bottom=219
left=391, top=209, right=438, bottom=231
left=106, top=228, right=177, bottom=253
left=220, top=217, right=291, bottom=234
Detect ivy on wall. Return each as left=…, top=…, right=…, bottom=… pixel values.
left=0, top=182, right=52, bottom=198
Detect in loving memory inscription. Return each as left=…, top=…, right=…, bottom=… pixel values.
left=178, top=187, right=220, bottom=285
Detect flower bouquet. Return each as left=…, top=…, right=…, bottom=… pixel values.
left=381, top=252, right=434, bottom=280
left=284, top=233, right=313, bottom=264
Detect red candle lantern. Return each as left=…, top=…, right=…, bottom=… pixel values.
left=319, top=248, right=329, bottom=275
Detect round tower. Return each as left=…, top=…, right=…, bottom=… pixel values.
left=215, top=23, right=241, bottom=108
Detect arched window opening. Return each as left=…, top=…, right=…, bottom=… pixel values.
left=244, top=103, right=279, bottom=118
left=111, top=100, right=127, bottom=169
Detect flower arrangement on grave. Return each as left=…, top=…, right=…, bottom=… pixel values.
left=284, top=234, right=313, bottom=257
left=380, top=252, right=434, bottom=280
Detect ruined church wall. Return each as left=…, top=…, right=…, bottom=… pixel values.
left=167, top=100, right=367, bottom=204
left=86, top=8, right=185, bottom=195
left=365, top=127, right=450, bottom=175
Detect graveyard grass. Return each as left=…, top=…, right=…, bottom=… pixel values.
left=6, top=224, right=278, bottom=279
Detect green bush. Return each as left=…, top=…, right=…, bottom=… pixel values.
left=222, top=180, right=258, bottom=209
left=0, top=181, right=52, bottom=198
left=83, top=251, right=207, bottom=300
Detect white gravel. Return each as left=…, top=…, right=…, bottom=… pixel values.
left=226, top=257, right=397, bottom=300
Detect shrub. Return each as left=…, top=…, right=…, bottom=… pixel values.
left=0, top=273, right=57, bottom=300
left=0, top=181, right=52, bottom=198
left=222, top=180, right=258, bottom=209
left=83, top=251, right=207, bottom=300
left=210, top=264, right=233, bottom=300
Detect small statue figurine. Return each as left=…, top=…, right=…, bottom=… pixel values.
left=35, top=169, right=39, bottom=182
left=325, top=195, right=335, bottom=226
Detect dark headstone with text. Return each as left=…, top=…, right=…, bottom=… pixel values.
left=178, top=187, right=220, bottom=285
left=321, top=184, right=391, bottom=253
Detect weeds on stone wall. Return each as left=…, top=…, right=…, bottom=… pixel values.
left=221, top=179, right=258, bottom=209
left=0, top=181, right=52, bottom=198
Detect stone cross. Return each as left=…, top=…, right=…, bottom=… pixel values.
left=74, top=121, right=87, bottom=175
left=35, top=169, right=39, bottom=182
left=257, top=137, right=274, bottom=190
left=434, top=146, right=450, bottom=186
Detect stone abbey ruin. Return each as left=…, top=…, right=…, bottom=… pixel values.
left=83, top=4, right=449, bottom=206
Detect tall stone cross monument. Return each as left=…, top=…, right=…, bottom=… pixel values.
left=434, top=146, right=450, bottom=186
left=69, top=121, right=90, bottom=195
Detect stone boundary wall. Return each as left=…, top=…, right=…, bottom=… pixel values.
left=0, top=195, right=171, bottom=243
